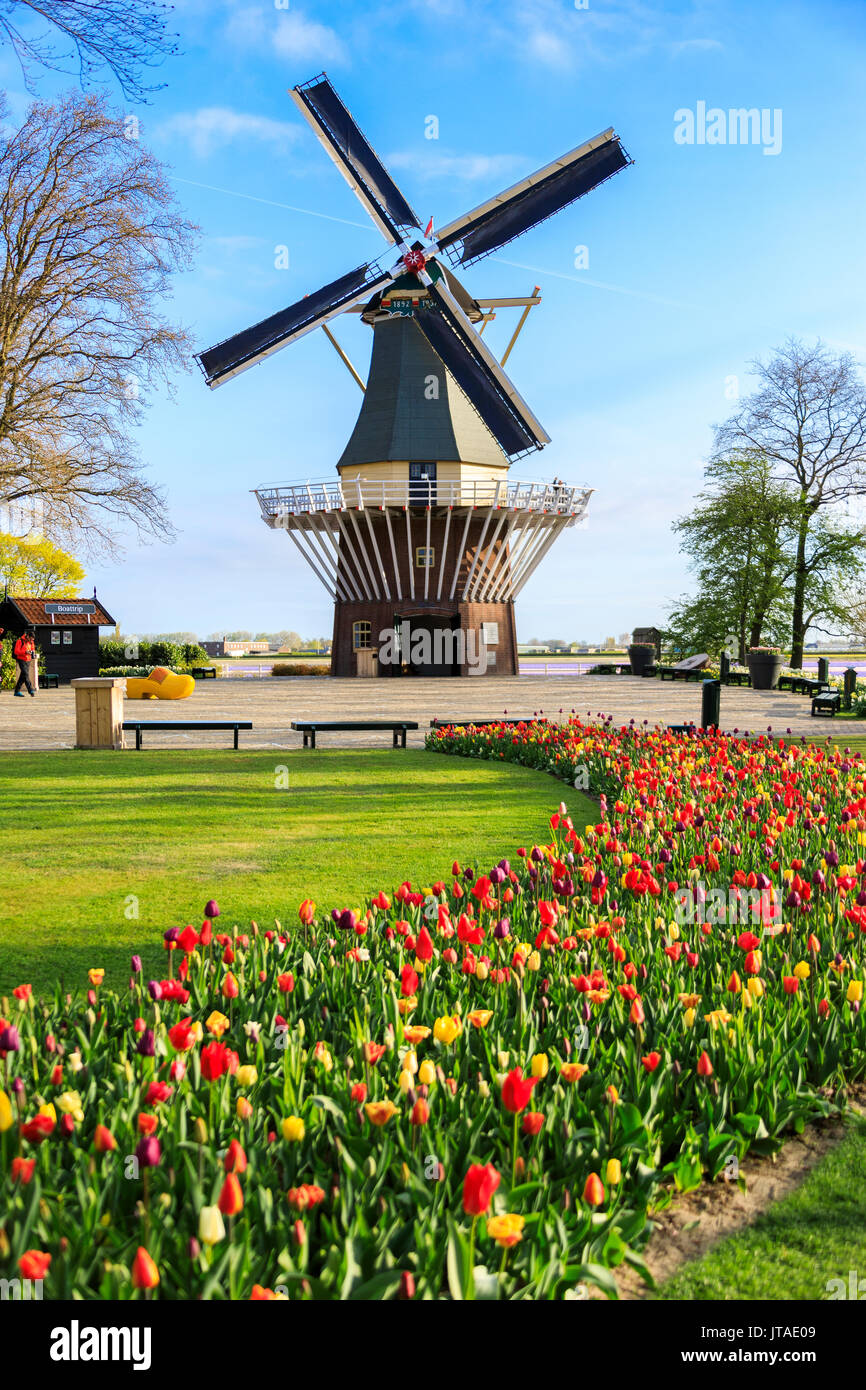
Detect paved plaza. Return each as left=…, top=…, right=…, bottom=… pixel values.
left=1, top=674, right=863, bottom=751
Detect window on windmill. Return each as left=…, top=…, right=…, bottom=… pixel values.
left=352, top=620, right=372, bottom=651
left=415, top=547, right=435, bottom=569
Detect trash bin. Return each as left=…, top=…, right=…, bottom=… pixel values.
left=71, top=677, right=126, bottom=749
left=817, top=657, right=829, bottom=685
left=719, top=652, right=730, bottom=685
left=844, top=667, right=857, bottom=710
left=701, top=678, right=721, bottom=729
left=356, top=648, right=378, bottom=679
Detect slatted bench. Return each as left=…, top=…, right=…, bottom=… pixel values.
left=191, top=666, right=218, bottom=679
left=292, top=720, right=418, bottom=749
left=658, top=666, right=707, bottom=682
left=430, top=717, right=543, bottom=729
left=123, top=720, right=252, bottom=750
left=811, top=690, right=841, bottom=718
left=41, top=673, right=61, bottom=689
left=725, top=670, right=751, bottom=687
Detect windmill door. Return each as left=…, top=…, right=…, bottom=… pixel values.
left=409, top=462, right=437, bottom=506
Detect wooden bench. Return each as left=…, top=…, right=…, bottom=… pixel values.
left=811, top=691, right=841, bottom=718
left=430, top=717, right=543, bottom=729
left=191, top=666, right=218, bottom=679
left=41, top=673, right=61, bottom=689
left=292, top=720, right=418, bottom=749
left=667, top=723, right=698, bottom=735
left=725, top=670, right=751, bottom=687
left=123, top=720, right=252, bottom=750
left=658, top=666, right=706, bottom=682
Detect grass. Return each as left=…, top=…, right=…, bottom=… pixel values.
left=0, top=748, right=591, bottom=995
left=655, top=1120, right=866, bottom=1300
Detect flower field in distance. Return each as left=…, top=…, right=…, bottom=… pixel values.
left=2, top=718, right=866, bottom=1300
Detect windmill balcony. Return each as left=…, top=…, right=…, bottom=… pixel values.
left=253, top=477, right=592, bottom=608
left=254, top=477, right=591, bottom=521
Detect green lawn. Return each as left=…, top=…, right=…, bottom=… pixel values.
left=655, top=1120, right=866, bottom=1300
left=0, top=749, right=589, bottom=995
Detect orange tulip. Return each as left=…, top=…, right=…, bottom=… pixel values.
left=131, top=1246, right=159, bottom=1290
left=218, top=1172, right=244, bottom=1216
left=697, top=1050, right=714, bottom=1077
left=583, top=1172, right=605, bottom=1206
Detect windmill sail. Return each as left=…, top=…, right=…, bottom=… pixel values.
left=436, top=130, right=630, bottom=267
left=412, top=282, right=550, bottom=459
left=291, top=75, right=421, bottom=244
left=198, top=264, right=390, bottom=387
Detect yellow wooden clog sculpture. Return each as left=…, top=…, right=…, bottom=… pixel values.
left=125, top=666, right=195, bottom=700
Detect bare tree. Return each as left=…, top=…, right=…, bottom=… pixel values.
left=0, top=92, right=197, bottom=554
left=712, top=339, right=866, bottom=668
left=0, top=0, right=178, bottom=101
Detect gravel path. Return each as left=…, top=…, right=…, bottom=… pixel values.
left=1, top=674, right=863, bottom=751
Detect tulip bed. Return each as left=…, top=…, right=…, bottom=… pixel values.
left=2, top=719, right=866, bottom=1301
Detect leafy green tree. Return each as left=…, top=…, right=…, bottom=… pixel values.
left=713, top=340, right=866, bottom=667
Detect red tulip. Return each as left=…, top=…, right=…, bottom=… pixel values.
left=218, top=1172, right=244, bottom=1216
left=501, top=1067, right=538, bottom=1114
left=415, top=926, right=434, bottom=962
left=411, top=1098, right=430, bottom=1125
left=583, top=1173, right=605, bottom=1206
left=401, top=964, right=419, bottom=997
left=782, top=976, right=800, bottom=995
left=462, top=1163, right=500, bottom=1215
left=18, top=1250, right=51, bottom=1281
left=93, top=1123, right=116, bottom=1153
left=131, top=1246, right=159, bottom=1289
left=641, top=1051, right=661, bottom=1073
left=629, top=998, right=645, bottom=1025
left=277, top=972, right=295, bottom=994
left=11, top=1157, right=35, bottom=1184
left=697, top=1051, right=714, bottom=1077
left=200, top=1041, right=231, bottom=1081
left=522, top=1111, right=544, bottom=1136
left=224, top=1139, right=247, bottom=1173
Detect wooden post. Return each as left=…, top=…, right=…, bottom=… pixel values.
left=71, top=677, right=126, bottom=749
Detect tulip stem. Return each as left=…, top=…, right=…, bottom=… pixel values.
left=466, top=1215, right=477, bottom=1300
left=511, top=1111, right=519, bottom=1189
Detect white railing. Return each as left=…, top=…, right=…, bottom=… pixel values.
left=254, top=477, right=591, bottom=521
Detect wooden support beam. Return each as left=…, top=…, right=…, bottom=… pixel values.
left=321, top=324, right=366, bottom=392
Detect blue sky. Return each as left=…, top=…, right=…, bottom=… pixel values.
left=4, top=0, right=866, bottom=641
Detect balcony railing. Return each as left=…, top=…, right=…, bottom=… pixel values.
left=254, top=477, right=591, bottom=521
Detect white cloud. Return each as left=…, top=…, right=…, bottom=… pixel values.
left=226, top=5, right=348, bottom=66
left=388, top=149, right=526, bottom=183
left=159, top=107, right=300, bottom=157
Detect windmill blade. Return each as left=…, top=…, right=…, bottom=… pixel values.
left=435, top=129, right=631, bottom=267
left=291, top=74, right=421, bottom=245
left=413, top=281, right=550, bottom=459
left=198, top=263, right=391, bottom=387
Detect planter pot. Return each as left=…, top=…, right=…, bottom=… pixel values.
left=628, top=644, right=655, bottom=675
left=747, top=652, right=783, bottom=690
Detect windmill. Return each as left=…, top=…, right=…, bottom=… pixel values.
left=197, top=74, right=632, bottom=677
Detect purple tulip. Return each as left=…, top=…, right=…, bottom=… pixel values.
left=164, top=927, right=180, bottom=945
left=147, top=980, right=162, bottom=1001
left=136, top=1028, right=156, bottom=1057
left=12, top=1077, right=24, bottom=1097
left=204, top=900, right=220, bottom=919
left=493, top=918, right=511, bottom=940
left=0, top=1025, right=20, bottom=1053
left=131, top=955, right=142, bottom=974
left=135, top=1136, right=161, bottom=1168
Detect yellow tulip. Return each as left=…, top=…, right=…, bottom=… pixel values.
left=205, top=1010, right=229, bottom=1037
left=531, top=1053, right=549, bottom=1079
left=748, top=978, right=764, bottom=998
left=199, top=1205, right=225, bottom=1246
left=281, top=1116, right=305, bottom=1142
left=0, top=1090, right=12, bottom=1132
left=793, top=961, right=811, bottom=981
left=847, top=980, right=863, bottom=1003
left=38, top=1103, right=57, bottom=1124
left=683, top=1008, right=696, bottom=1029
left=418, top=1060, right=436, bottom=1086
left=486, top=1213, right=525, bottom=1248
left=475, top=961, right=489, bottom=981
left=235, top=1065, right=258, bottom=1088
left=527, top=951, right=541, bottom=972
left=398, top=1069, right=414, bottom=1093
left=433, top=1015, right=462, bottom=1045
left=401, top=1051, right=418, bottom=1075
left=87, top=968, right=105, bottom=987
left=57, top=1091, right=84, bottom=1123
left=606, top=1158, right=622, bottom=1186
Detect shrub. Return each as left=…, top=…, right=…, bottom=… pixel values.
left=271, top=662, right=330, bottom=677
left=99, top=639, right=209, bottom=673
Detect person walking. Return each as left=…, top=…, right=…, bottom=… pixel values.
left=13, top=628, right=37, bottom=696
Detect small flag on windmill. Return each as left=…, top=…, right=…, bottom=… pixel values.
left=424, top=215, right=434, bottom=240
